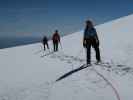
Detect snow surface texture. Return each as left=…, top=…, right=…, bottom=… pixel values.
left=0, top=14, right=133, bottom=100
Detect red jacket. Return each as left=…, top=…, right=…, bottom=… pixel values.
left=52, top=32, right=60, bottom=43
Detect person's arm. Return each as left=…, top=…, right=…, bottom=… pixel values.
left=52, top=34, right=54, bottom=41
left=46, top=37, right=48, bottom=42
left=83, top=29, right=87, bottom=47
left=95, top=33, right=99, bottom=41
left=41, top=37, right=44, bottom=43
left=94, top=29, right=99, bottom=46
left=58, top=34, right=60, bottom=42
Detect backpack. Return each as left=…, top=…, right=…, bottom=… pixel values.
left=53, top=33, right=60, bottom=42
left=84, top=28, right=97, bottom=38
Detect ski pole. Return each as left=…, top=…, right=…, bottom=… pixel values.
left=60, top=41, right=62, bottom=49
left=40, top=43, right=45, bottom=55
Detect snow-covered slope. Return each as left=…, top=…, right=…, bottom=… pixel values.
left=0, top=14, right=133, bottom=100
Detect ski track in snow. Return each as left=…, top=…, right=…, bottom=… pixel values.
left=41, top=50, right=133, bottom=77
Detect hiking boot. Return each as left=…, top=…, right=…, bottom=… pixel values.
left=87, top=62, right=92, bottom=66
left=95, top=60, right=101, bottom=65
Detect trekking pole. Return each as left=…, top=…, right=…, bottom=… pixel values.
left=48, top=44, right=51, bottom=53
left=40, top=43, right=45, bottom=55
left=60, top=41, right=62, bottom=49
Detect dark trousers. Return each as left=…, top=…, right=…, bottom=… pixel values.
left=86, top=38, right=101, bottom=64
left=43, top=43, right=49, bottom=51
left=53, top=42, right=58, bottom=52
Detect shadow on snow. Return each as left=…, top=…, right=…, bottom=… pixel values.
left=56, top=64, right=89, bottom=82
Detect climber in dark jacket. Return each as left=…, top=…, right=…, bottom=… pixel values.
left=42, top=35, right=49, bottom=51
left=52, top=30, right=60, bottom=52
left=83, top=20, right=101, bottom=64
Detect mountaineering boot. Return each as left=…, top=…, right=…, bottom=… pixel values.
left=95, top=60, right=102, bottom=65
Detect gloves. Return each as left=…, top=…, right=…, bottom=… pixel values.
left=83, top=39, right=86, bottom=48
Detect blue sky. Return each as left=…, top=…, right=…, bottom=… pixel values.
left=0, top=0, right=133, bottom=38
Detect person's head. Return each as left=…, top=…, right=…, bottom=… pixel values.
left=85, top=20, right=94, bottom=29
left=55, top=30, right=58, bottom=33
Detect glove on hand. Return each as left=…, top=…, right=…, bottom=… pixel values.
left=83, top=39, right=86, bottom=48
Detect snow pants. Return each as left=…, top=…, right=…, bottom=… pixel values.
left=86, top=38, right=101, bottom=64
left=43, top=43, right=49, bottom=51
left=53, top=42, right=59, bottom=52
